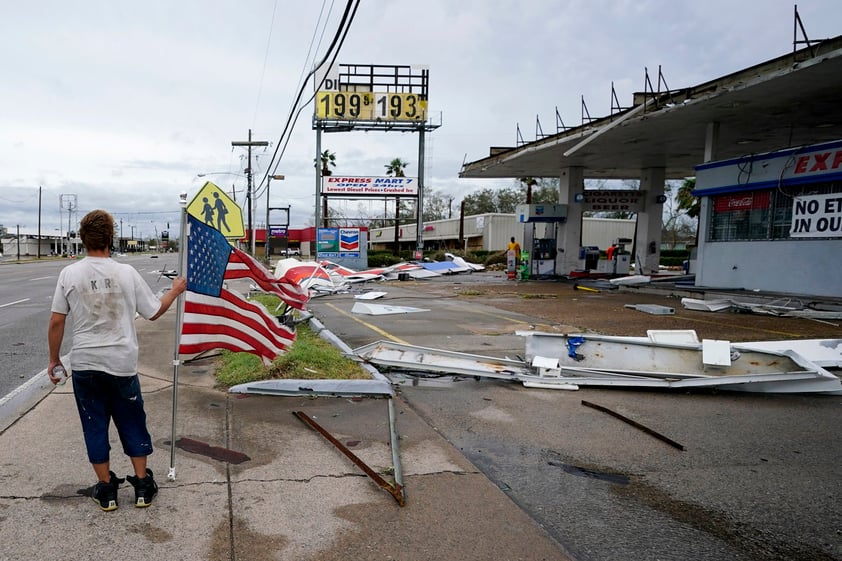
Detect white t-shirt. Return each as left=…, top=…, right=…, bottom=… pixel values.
left=51, top=257, right=162, bottom=376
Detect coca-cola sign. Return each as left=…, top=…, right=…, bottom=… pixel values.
left=713, top=191, right=770, bottom=212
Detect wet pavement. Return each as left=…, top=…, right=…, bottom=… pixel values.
left=1, top=270, right=840, bottom=560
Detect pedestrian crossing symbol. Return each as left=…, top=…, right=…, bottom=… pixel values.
left=186, top=182, right=245, bottom=239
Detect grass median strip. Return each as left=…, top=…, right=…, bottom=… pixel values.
left=214, top=294, right=370, bottom=388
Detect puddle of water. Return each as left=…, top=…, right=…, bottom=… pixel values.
left=169, top=437, right=251, bottom=464
left=548, top=461, right=630, bottom=485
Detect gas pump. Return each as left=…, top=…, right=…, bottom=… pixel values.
left=532, top=237, right=557, bottom=277
left=601, top=237, right=631, bottom=275
left=515, top=203, right=567, bottom=281
left=596, top=238, right=631, bottom=275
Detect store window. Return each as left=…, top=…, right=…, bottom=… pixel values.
left=708, top=183, right=841, bottom=241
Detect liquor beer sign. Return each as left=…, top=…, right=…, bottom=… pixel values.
left=580, top=190, right=646, bottom=212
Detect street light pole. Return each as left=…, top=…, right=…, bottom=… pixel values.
left=266, top=174, right=285, bottom=263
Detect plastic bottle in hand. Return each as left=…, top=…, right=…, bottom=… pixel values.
left=52, top=365, right=68, bottom=386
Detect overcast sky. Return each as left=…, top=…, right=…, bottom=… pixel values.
left=2, top=0, right=840, bottom=238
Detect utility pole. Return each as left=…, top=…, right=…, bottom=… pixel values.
left=60, top=194, right=77, bottom=257
left=37, top=186, right=42, bottom=259
left=232, top=129, right=268, bottom=256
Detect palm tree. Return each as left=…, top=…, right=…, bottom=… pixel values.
left=316, top=150, right=336, bottom=176
left=519, top=177, right=538, bottom=204
left=676, top=177, right=700, bottom=219
left=384, top=158, right=409, bottom=177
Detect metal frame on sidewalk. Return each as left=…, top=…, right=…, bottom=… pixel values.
left=228, top=378, right=405, bottom=506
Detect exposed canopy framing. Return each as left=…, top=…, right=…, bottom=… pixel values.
left=460, top=35, right=842, bottom=181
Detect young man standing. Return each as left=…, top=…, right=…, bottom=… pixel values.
left=47, top=209, right=186, bottom=511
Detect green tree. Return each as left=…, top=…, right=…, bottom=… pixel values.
left=461, top=188, right=499, bottom=215
left=422, top=187, right=453, bottom=221
left=496, top=187, right=522, bottom=213
left=661, top=179, right=698, bottom=248
left=676, top=177, right=700, bottom=219
left=520, top=177, right=559, bottom=204
left=385, top=158, right=409, bottom=177
left=316, top=150, right=336, bottom=176
left=518, top=177, right=538, bottom=204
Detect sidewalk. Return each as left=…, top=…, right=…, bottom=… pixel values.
left=0, top=308, right=573, bottom=560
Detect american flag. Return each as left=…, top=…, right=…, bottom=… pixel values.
left=178, top=214, right=310, bottom=363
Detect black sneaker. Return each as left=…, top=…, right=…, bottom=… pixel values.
left=126, top=468, right=158, bottom=507
left=91, top=471, right=124, bottom=512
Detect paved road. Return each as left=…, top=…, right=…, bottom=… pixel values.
left=4, top=260, right=839, bottom=560
left=307, top=277, right=842, bottom=561
left=0, top=254, right=177, bottom=399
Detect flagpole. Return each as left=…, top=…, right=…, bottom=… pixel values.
left=169, top=192, right=190, bottom=481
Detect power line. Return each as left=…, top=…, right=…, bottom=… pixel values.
left=255, top=0, right=360, bottom=194
left=269, top=0, right=360, bottom=180
left=251, top=0, right=280, bottom=129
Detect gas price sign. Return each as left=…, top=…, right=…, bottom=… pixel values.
left=316, top=91, right=427, bottom=122
left=315, top=91, right=374, bottom=120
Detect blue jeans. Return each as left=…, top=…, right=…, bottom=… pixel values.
left=72, top=370, right=153, bottom=464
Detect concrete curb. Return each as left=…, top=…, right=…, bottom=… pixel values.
left=0, top=368, right=55, bottom=434
left=0, top=316, right=368, bottom=436
left=308, top=315, right=390, bottom=382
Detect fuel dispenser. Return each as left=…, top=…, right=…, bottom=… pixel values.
left=596, top=237, right=632, bottom=275
left=532, top=237, right=557, bottom=277
left=515, top=203, right=567, bottom=280
left=579, top=246, right=600, bottom=270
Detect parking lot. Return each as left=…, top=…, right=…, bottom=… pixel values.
left=306, top=272, right=842, bottom=561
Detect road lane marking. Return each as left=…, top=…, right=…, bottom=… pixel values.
left=460, top=306, right=557, bottom=330
left=324, top=303, right=410, bottom=345
left=673, top=315, right=805, bottom=338
left=29, top=276, right=54, bottom=281
left=0, top=298, right=30, bottom=308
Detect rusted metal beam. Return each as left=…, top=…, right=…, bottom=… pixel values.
left=582, top=400, right=685, bottom=451
left=293, top=410, right=406, bottom=506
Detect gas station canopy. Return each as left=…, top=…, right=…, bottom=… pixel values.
left=460, top=36, right=842, bottom=181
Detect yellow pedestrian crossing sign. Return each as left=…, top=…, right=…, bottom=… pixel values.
left=187, top=182, right=245, bottom=239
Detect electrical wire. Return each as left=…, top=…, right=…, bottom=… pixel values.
left=251, top=0, right=336, bottom=200
left=258, top=0, right=359, bottom=196
left=285, top=0, right=335, bottom=126
left=254, top=0, right=360, bottom=197
left=251, top=0, right=281, bottom=130
left=254, top=0, right=357, bottom=198
left=0, top=187, right=41, bottom=203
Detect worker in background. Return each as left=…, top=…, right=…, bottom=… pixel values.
left=507, top=237, right=521, bottom=280
left=508, top=237, right=521, bottom=261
